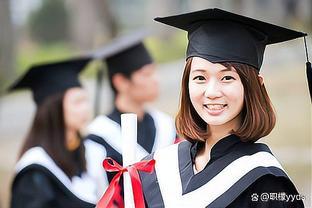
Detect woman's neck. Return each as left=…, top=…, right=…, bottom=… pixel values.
left=206, top=114, right=242, bottom=148
left=65, top=129, right=80, bottom=151
left=206, top=126, right=231, bottom=148
left=115, top=94, right=145, bottom=120
left=194, top=115, right=241, bottom=173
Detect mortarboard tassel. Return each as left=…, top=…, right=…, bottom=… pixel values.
left=304, top=35, right=312, bottom=102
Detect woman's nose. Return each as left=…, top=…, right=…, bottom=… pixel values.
left=204, top=79, right=222, bottom=99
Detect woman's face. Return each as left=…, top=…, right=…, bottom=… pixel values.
left=189, top=57, right=244, bottom=127
left=63, top=87, right=91, bottom=131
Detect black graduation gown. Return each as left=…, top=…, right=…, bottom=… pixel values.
left=11, top=165, right=94, bottom=208
left=10, top=140, right=107, bottom=208
left=87, top=107, right=176, bottom=182
left=139, top=134, right=304, bottom=208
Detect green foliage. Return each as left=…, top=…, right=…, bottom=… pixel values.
left=16, top=43, right=100, bottom=79
left=146, top=32, right=187, bottom=63
left=28, top=0, right=69, bottom=44
left=17, top=43, right=72, bottom=74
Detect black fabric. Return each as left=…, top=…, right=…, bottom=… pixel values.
left=106, top=42, right=153, bottom=76
left=189, top=134, right=241, bottom=164
left=154, top=8, right=306, bottom=70
left=139, top=135, right=304, bottom=208
left=187, top=20, right=267, bottom=70
left=93, top=30, right=153, bottom=76
left=209, top=167, right=287, bottom=207
left=181, top=135, right=270, bottom=194
left=139, top=153, right=165, bottom=208
left=226, top=174, right=304, bottom=208
left=10, top=165, right=95, bottom=208
left=9, top=57, right=91, bottom=106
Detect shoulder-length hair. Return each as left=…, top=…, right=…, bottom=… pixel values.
left=19, top=92, right=86, bottom=178
left=176, top=57, right=276, bottom=142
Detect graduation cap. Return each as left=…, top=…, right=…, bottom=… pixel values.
left=9, top=57, right=91, bottom=106
left=154, top=8, right=312, bottom=101
left=93, top=30, right=153, bottom=76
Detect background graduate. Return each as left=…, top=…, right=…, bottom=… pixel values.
left=138, top=8, right=308, bottom=208
left=9, top=57, right=108, bottom=208
left=87, top=31, right=177, bottom=183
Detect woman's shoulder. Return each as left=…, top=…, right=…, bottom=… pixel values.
left=251, top=174, right=299, bottom=193
left=12, top=166, right=56, bottom=201
left=11, top=165, right=95, bottom=208
left=228, top=174, right=304, bottom=208
left=13, top=163, right=56, bottom=187
left=235, top=140, right=272, bottom=153
left=13, top=147, right=75, bottom=192
left=15, top=146, right=50, bottom=171
left=15, top=166, right=49, bottom=181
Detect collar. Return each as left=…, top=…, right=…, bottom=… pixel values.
left=107, top=107, right=122, bottom=124
left=190, top=134, right=242, bottom=164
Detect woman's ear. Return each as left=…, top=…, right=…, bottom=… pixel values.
left=112, top=73, right=130, bottom=93
left=258, top=74, right=264, bottom=86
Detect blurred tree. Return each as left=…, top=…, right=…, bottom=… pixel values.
left=67, top=0, right=118, bottom=50
left=0, top=0, right=16, bottom=94
left=67, top=0, right=98, bottom=50
left=28, top=0, right=69, bottom=44
left=94, top=0, right=118, bottom=38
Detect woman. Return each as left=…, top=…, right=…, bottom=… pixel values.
left=9, top=57, right=107, bottom=208
left=138, top=8, right=307, bottom=208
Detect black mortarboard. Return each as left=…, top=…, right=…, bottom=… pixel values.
left=93, top=30, right=153, bottom=76
left=154, top=8, right=312, bottom=101
left=9, top=57, right=91, bottom=106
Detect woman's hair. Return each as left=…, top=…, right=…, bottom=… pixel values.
left=19, top=92, right=86, bottom=178
left=176, top=57, right=276, bottom=142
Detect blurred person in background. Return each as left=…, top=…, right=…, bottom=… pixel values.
left=137, top=8, right=308, bottom=207
left=9, top=57, right=108, bottom=208
left=87, top=31, right=177, bottom=183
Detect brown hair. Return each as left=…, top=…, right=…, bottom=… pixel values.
left=19, top=92, right=86, bottom=178
left=175, top=58, right=276, bottom=142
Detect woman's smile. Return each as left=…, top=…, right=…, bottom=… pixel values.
left=203, top=103, right=228, bottom=116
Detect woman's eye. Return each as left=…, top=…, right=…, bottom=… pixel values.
left=221, top=76, right=235, bottom=81
left=193, top=76, right=205, bottom=81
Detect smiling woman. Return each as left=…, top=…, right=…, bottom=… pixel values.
left=137, top=8, right=307, bottom=208
left=177, top=57, right=276, bottom=143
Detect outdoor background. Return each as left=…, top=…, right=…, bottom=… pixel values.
left=0, top=0, right=311, bottom=207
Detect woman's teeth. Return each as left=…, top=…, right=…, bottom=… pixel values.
left=205, top=104, right=227, bottom=110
